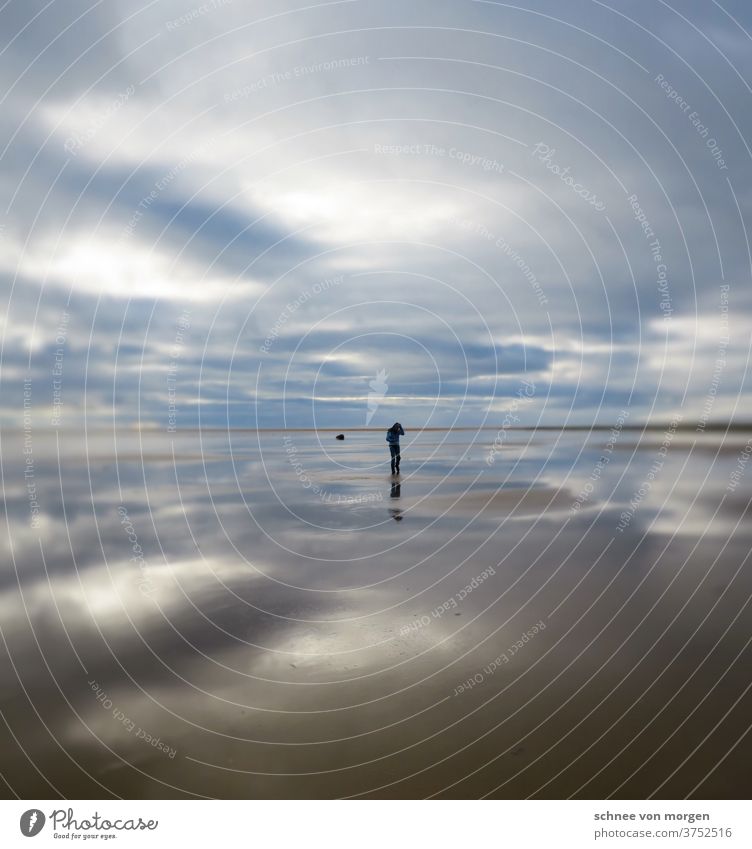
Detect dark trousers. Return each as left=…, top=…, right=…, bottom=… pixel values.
left=389, top=444, right=401, bottom=472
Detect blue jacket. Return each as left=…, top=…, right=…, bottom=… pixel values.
left=386, top=425, right=404, bottom=444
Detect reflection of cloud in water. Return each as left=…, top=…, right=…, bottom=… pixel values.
left=2, top=429, right=751, bottom=797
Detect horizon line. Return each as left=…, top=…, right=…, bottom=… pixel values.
left=5, top=423, right=750, bottom=433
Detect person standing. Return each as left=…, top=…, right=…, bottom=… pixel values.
left=386, top=421, right=405, bottom=475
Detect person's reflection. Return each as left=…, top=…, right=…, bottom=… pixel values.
left=389, top=481, right=403, bottom=521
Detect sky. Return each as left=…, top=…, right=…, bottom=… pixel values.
left=1, top=0, right=751, bottom=430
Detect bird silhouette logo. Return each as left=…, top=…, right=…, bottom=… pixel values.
left=366, top=369, right=388, bottom=424
left=20, top=809, right=46, bottom=837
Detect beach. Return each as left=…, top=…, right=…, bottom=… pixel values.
left=1, top=426, right=750, bottom=798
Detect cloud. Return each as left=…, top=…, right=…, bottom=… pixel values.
left=0, top=0, right=750, bottom=429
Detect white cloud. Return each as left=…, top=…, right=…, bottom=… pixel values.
left=6, top=233, right=260, bottom=302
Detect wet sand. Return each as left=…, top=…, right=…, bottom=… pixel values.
left=1, top=427, right=751, bottom=798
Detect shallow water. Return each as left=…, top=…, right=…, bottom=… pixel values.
left=1, top=427, right=751, bottom=798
